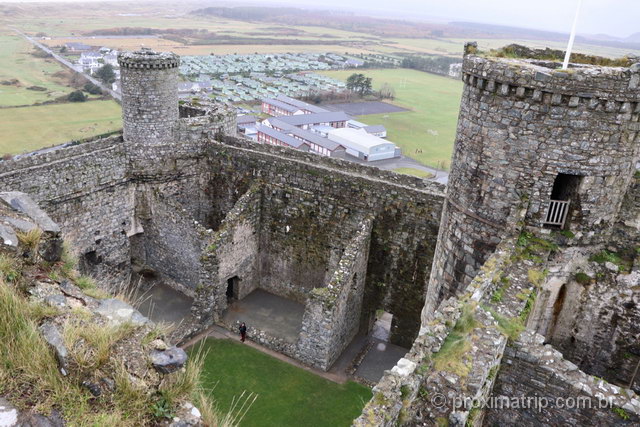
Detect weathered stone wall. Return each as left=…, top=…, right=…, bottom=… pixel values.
left=258, top=185, right=361, bottom=303
left=118, top=49, right=180, bottom=170
left=129, top=185, right=210, bottom=295
left=485, top=331, right=640, bottom=426
left=529, top=245, right=640, bottom=394
left=200, top=184, right=262, bottom=316
left=206, top=138, right=444, bottom=347
left=0, top=137, right=133, bottom=284
left=428, top=50, right=640, bottom=319
left=354, top=237, right=520, bottom=427
left=297, top=216, right=373, bottom=370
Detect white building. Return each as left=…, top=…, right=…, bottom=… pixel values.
left=327, top=128, right=399, bottom=161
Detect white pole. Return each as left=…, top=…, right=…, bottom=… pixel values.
left=562, top=0, right=583, bottom=69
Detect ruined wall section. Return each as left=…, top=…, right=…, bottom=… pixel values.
left=129, top=186, right=213, bottom=296
left=355, top=238, right=519, bottom=427
left=207, top=138, right=444, bottom=346
left=485, top=331, right=640, bottom=426
left=258, top=185, right=361, bottom=303
left=531, top=246, right=640, bottom=393
left=191, top=185, right=263, bottom=326
left=297, top=216, right=373, bottom=370
left=0, top=137, right=133, bottom=284
left=428, top=53, right=640, bottom=319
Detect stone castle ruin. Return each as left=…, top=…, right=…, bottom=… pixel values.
left=1, top=45, right=639, bottom=425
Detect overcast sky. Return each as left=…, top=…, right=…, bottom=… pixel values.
left=2, top=0, right=637, bottom=38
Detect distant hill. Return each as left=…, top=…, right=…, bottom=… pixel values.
left=626, top=32, right=640, bottom=43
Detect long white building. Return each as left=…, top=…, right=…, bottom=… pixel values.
left=327, top=128, right=400, bottom=161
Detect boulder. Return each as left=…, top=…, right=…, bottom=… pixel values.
left=0, top=192, right=60, bottom=234
left=150, top=346, right=188, bottom=374
left=39, top=322, right=69, bottom=376
left=94, top=299, right=148, bottom=326
left=0, top=397, right=18, bottom=427
left=0, top=224, right=17, bottom=249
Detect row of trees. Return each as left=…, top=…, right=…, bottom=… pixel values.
left=400, top=56, right=460, bottom=77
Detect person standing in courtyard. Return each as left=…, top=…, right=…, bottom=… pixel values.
left=239, top=322, right=247, bottom=342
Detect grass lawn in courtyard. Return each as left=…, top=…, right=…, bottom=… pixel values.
left=0, top=100, right=122, bottom=155
left=191, top=338, right=372, bottom=427
left=321, top=68, right=463, bottom=170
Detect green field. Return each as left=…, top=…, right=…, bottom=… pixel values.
left=0, top=100, right=122, bottom=155
left=192, top=339, right=372, bottom=427
left=0, top=34, right=72, bottom=107
left=393, top=167, right=435, bottom=178
left=322, top=68, right=463, bottom=169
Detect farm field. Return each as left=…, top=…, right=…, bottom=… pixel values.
left=0, top=100, right=122, bottom=155
left=192, top=339, right=372, bottom=427
left=41, top=37, right=375, bottom=56
left=0, top=34, right=72, bottom=107
left=322, top=68, right=463, bottom=170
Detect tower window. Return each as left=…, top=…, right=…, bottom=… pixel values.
left=550, top=173, right=583, bottom=201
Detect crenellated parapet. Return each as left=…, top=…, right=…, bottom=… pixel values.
left=117, top=49, right=179, bottom=69
left=462, top=55, right=640, bottom=107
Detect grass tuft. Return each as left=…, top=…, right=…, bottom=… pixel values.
left=0, top=254, right=20, bottom=282
left=432, top=304, right=477, bottom=377
left=75, top=275, right=96, bottom=290
left=16, top=228, right=43, bottom=250
left=574, top=271, right=592, bottom=285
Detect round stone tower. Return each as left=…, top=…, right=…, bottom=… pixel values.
left=117, top=49, right=180, bottom=164
left=424, top=44, right=640, bottom=317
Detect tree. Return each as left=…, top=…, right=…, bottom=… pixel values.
left=83, top=82, right=102, bottom=95
left=346, top=73, right=372, bottom=96
left=95, top=64, right=116, bottom=84
left=68, top=90, right=87, bottom=102
left=379, top=82, right=395, bottom=100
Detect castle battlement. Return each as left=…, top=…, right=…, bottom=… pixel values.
left=462, top=55, right=640, bottom=106
left=117, top=48, right=180, bottom=69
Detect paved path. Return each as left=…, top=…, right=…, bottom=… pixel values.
left=344, top=153, right=449, bottom=184
left=222, top=289, right=305, bottom=343
left=12, top=28, right=121, bottom=101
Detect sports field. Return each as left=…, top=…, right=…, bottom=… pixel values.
left=322, top=68, right=463, bottom=170
left=0, top=100, right=122, bottom=155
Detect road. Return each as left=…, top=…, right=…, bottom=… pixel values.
left=12, top=28, right=121, bottom=102
left=344, top=153, right=449, bottom=184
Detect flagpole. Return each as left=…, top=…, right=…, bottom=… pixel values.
left=562, top=0, right=583, bottom=69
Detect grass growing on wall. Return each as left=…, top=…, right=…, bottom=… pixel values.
left=191, top=338, right=372, bottom=427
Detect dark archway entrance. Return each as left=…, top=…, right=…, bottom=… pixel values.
left=548, top=284, right=567, bottom=339
left=226, top=276, right=239, bottom=303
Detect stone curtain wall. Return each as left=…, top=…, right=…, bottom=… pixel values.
left=429, top=52, right=640, bottom=316
left=297, top=216, right=373, bottom=370
left=0, top=137, right=133, bottom=283
left=208, top=138, right=444, bottom=347
left=533, top=247, right=640, bottom=393
left=485, top=331, right=640, bottom=426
